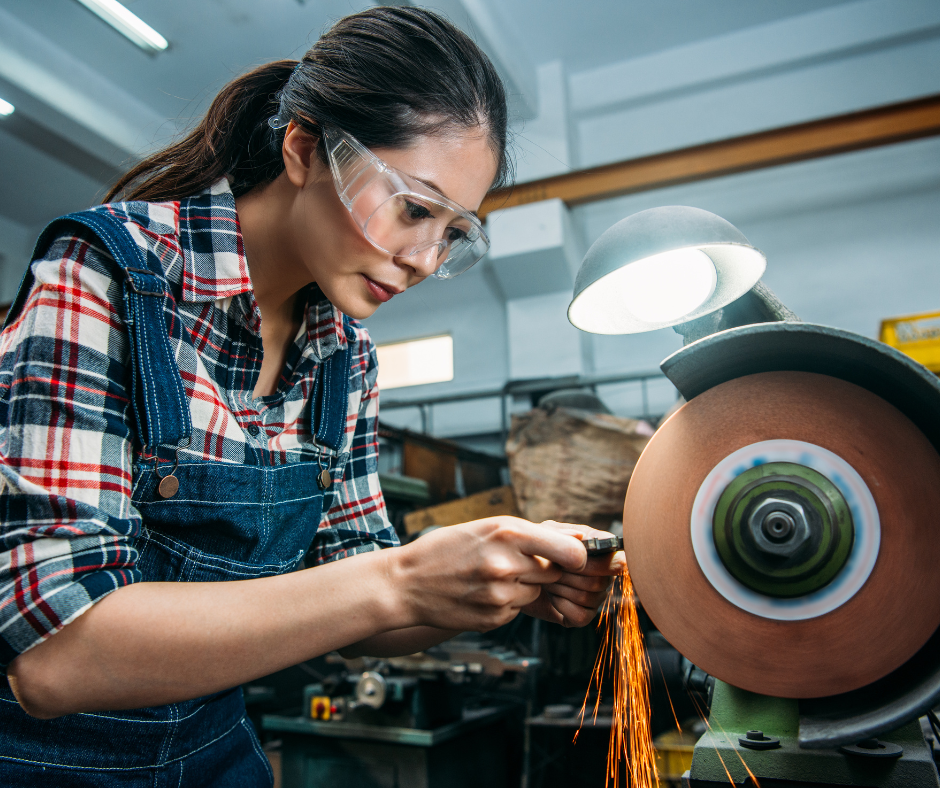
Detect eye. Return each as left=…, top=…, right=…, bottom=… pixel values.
left=444, top=226, right=468, bottom=245
left=403, top=199, right=433, bottom=221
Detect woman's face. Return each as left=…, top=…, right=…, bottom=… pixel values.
left=290, top=125, right=499, bottom=320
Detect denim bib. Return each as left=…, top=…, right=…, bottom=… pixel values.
left=0, top=211, right=352, bottom=786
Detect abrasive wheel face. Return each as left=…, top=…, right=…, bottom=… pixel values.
left=623, top=371, right=940, bottom=699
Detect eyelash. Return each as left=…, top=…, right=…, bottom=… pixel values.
left=404, top=200, right=433, bottom=220
left=404, top=199, right=468, bottom=244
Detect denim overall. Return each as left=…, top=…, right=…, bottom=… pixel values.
left=0, top=211, right=353, bottom=786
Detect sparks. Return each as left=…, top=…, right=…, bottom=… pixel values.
left=577, top=569, right=658, bottom=787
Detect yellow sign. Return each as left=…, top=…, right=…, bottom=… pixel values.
left=309, top=696, right=332, bottom=721
left=880, top=310, right=940, bottom=373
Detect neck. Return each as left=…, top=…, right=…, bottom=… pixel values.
left=235, top=174, right=310, bottom=324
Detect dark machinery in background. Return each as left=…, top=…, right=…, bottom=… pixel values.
left=301, top=642, right=538, bottom=730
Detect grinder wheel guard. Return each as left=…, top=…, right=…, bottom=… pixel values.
left=623, top=370, right=940, bottom=699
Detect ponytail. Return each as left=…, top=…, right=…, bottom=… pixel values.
left=104, top=60, right=297, bottom=202
left=105, top=7, right=509, bottom=205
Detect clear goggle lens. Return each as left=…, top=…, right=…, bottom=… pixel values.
left=325, top=128, right=489, bottom=279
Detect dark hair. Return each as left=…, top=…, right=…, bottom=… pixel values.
left=105, top=6, right=509, bottom=203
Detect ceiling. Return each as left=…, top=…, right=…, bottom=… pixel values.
left=0, top=0, right=865, bottom=236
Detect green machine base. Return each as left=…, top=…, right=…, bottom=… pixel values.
left=683, top=681, right=940, bottom=788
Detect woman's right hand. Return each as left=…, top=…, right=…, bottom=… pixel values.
left=383, top=516, right=588, bottom=633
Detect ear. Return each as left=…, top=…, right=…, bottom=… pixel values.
left=281, top=121, right=322, bottom=189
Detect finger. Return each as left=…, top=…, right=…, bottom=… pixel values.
left=549, top=594, right=600, bottom=628
left=520, top=590, right=565, bottom=625
left=549, top=572, right=612, bottom=593
left=499, top=553, right=563, bottom=585
left=572, top=551, right=626, bottom=577
left=508, top=522, right=587, bottom=571
left=540, top=521, right=615, bottom=540
left=544, top=581, right=608, bottom=608
left=468, top=577, right=544, bottom=609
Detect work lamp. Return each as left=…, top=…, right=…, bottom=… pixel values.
left=567, top=206, right=770, bottom=335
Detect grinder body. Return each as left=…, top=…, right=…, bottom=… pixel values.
left=623, top=322, right=940, bottom=785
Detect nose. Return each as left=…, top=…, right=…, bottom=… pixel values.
left=399, top=243, right=445, bottom=278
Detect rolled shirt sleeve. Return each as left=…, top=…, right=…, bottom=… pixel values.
left=0, top=232, right=141, bottom=672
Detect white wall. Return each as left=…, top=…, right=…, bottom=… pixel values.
left=361, top=261, right=510, bottom=436
left=369, top=0, right=940, bottom=441
left=0, top=213, right=31, bottom=304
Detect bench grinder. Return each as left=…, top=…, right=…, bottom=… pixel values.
left=568, top=207, right=940, bottom=787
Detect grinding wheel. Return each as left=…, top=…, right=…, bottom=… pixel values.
left=624, top=371, right=940, bottom=699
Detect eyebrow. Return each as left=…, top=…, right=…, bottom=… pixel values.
left=412, top=175, right=480, bottom=219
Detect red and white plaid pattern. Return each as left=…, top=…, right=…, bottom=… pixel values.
left=0, top=180, right=396, bottom=671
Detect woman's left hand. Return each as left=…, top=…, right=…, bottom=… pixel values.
left=521, top=522, right=625, bottom=628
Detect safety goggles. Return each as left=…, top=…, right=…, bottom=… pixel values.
left=322, top=127, right=489, bottom=279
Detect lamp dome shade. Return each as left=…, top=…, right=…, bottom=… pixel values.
left=568, top=206, right=766, bottom=334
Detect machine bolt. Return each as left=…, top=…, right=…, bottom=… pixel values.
left=763, top=512, right=795, bottom=541
left=739, top=729, right=781, bottom=750
left=748, top=498, right=811, bottom=558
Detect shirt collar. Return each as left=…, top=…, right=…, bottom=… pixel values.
left=179, top=179, right=348, bottom=357
left=178, top=178, right=254, bottom=303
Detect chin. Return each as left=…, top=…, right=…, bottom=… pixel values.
left=344, top=302, right=382, bottom=320
left=322, top=290, right=381, bottom=320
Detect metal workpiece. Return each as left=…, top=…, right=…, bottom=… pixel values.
left=581, top=534, right=624, bottom=555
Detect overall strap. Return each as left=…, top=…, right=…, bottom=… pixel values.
left=6, top=210, right=192, bottom=451
left=312, top=315, right=354, bottom=452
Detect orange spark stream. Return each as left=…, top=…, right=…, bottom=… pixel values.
left=577, top=569, right=658, bottom=787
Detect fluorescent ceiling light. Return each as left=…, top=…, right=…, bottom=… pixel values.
left=74, top=0, right=168, bottom=54
left=0, top=98, right=13, bottom=116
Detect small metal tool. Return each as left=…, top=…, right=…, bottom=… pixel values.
left=582, top=535, right=624, bottom=556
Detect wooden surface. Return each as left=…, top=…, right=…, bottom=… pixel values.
left=623, top=371, right=940, bottom=698
left=403, top=485, right=520, bottom=535
left=403, top=442, right=458, bottom=503
left=480, top=93, right=940, bottom=218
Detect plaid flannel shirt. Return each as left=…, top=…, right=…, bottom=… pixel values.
left=0, top=179, right=397, bottom=671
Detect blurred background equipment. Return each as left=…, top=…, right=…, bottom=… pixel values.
left=258, top=636, right=540, bottom=788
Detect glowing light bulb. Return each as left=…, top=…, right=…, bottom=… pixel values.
left=0, top=98, right=14, bottom=117
left=613, top=247, right=716, bottom=323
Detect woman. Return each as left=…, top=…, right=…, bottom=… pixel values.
left=0, top=7, right=622, bottom=785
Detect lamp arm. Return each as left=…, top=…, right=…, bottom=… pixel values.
left=673, top=281, right=800, bottom=346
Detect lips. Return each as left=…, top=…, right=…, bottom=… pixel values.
left=362, top=275, right=401, bottom=303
